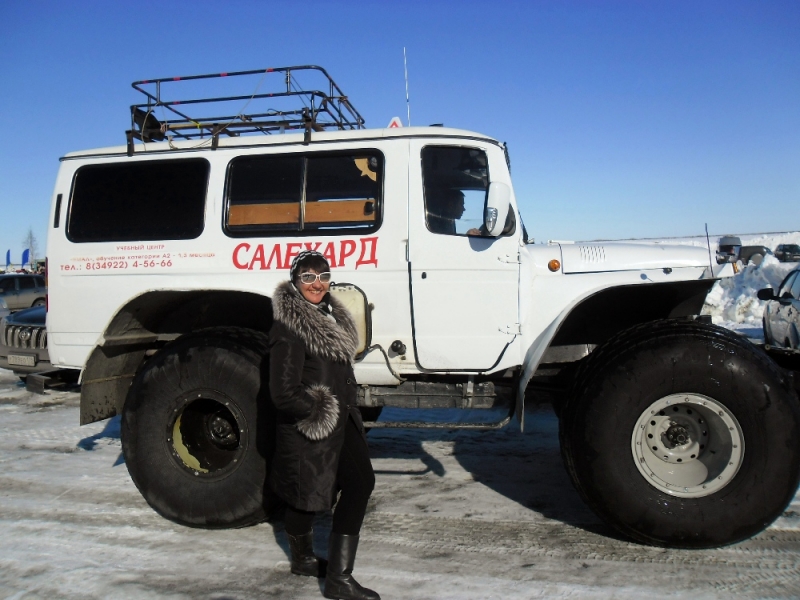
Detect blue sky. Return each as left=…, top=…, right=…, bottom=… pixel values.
left=0, top=0, right=797, bottom=262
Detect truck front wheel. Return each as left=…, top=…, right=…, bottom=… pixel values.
left=121, top=327, right=276, bottom=528
left=560, top=319, right=800, bottom=548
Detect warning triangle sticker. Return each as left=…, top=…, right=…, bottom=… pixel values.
left=387, top=116, right=403, bottom=128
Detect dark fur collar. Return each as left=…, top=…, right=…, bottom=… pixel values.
left=272, top=281, right=359, bottom=363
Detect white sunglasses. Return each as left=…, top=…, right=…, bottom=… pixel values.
left=298, top=272, right=332, bottom=284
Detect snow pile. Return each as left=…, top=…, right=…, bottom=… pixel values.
left=701, top=254, right=796, bottom=333
left=616, top=230, right=800, bottom=250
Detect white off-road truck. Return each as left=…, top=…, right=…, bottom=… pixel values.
left=46, top=66, right=800, bottom=549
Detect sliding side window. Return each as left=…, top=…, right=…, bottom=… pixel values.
left=225, top=151, right=382, bottom=237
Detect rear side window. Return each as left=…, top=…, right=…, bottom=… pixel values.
left=67, top=158, right=208, bottom=242
left=19, top=277, right=35, bottom=289
left=0, top=278, right=16, bottom=292
left=779, top=273, right=797, bottom=297
left=225, top=151, right=382, bottom=237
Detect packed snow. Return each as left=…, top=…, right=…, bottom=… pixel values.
left=699, top=232, right=799, bottom=342
left=701, top=254, right=795, bottom=340
left=1, top=232, right=799, bottom=599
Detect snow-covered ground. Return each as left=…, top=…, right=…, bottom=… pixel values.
left=1, top=232, right=799, bottom=599
left=1, top=373, right=799, bottom=599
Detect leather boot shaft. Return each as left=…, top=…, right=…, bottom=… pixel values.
left=323, top=533, right=380, bottom=600
left=287, top=531, right=325, bottom=578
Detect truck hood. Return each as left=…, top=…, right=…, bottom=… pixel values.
left=556, top=242, right=711, bottom=274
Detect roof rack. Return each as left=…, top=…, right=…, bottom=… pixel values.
left=126, top=65, right=365, bottom=154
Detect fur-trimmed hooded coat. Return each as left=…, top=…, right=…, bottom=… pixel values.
left=268, top=281, right=365, bottom=512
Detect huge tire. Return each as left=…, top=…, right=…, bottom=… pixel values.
left=121, top=327, right=276, bottom=528
left=560, top=319, right=800, bottom=548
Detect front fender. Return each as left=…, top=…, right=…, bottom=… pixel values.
left=515, top=277, right=715, bottom=431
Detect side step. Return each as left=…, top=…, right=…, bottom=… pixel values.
left=25, top=369, right=80, bottom=395
left=358, top=379, right=516, bottom=430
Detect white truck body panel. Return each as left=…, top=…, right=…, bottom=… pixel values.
left=46, top=126, right=716, bottom=387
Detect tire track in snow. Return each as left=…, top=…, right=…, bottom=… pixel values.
left=362, top=511, right=800, bottom=568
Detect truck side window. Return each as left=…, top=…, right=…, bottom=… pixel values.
left=67, top=159, right=208, bottom=243
left=225, top=151, right=383, bottom=237
left=422, top=146, right=489, bottom=236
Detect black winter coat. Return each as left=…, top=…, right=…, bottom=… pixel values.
left=268, top=281, right=364, bottom=512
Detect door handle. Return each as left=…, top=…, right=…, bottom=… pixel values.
left=497, top=253, right=520, bottom=264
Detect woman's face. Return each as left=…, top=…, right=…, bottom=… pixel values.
left=297, top=268, right=330, bottom=304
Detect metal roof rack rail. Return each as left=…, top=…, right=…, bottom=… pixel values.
left=126, top=65, right=365, bottom=155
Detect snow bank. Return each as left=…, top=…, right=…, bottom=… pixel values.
left=614, top=230, right=800, bottom=249
left=701, top=254, right=796, bottom=338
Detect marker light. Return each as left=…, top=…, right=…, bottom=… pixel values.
left=548, top=259, right=561, bottom=272
left=484, top=207, right=498, bottom=233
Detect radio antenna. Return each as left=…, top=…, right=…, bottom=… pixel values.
left=704, top=223, right=714, bottom=275
left=404, top=47, right=411, bottom=126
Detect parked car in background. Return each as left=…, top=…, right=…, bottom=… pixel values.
left=0, top=305, right=50, bottom=374
left=0, top=298, right=10, bottom=322
left=716, top=235, right=742, bottom=264
left=775, top=244, right=800, bottom=263
left=739, top=245, right=773, bottom=266
left=758, top=266, right=800, bottom=350
left=0, top=274, right=47, bottom=311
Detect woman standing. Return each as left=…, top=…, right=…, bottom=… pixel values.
left=269, top=250, right=380, bottom=600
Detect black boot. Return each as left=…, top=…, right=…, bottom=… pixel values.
left=287, top=531, right=325, bottom=577
left=323, top=533, right=380, bottom=600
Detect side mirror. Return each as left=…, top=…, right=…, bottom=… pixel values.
left=485, top=182, right=511, bottom=237
left=757, top=288, right=775, bottom=301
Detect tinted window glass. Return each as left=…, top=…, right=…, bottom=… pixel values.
left=35, top=277, right=45, bottom=287
left=0, top=278, right=15, bottom=293
left=422, top=146, right=488, bottom=236
left=421, top=146, right=516, bottom=237
left=779, top=273, right=797, bottom=297
left=227, top=155, right=303, bottom=233
left=226, top=152, right=382, bottom=237
left=304, top=155, right=381, bottom=231
left=68, top=159, right=208, bottom=242
left=19, top=277, right=35, bottom=289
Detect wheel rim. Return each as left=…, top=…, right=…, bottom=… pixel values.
left=168, top=389, right=247, bottom=477
left=631, top=393, right=744, bottom=498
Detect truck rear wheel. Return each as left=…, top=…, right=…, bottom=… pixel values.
left=560, top=319, right=800, bottom=548
left=121, top=327, right=276, bottom=528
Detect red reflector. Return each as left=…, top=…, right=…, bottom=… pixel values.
left=221, top=72, right=228, bottom=77
left=173, top=77, right=181, bottom=81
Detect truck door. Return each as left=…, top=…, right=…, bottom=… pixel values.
left=407, top=143, right=519, bottom=371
